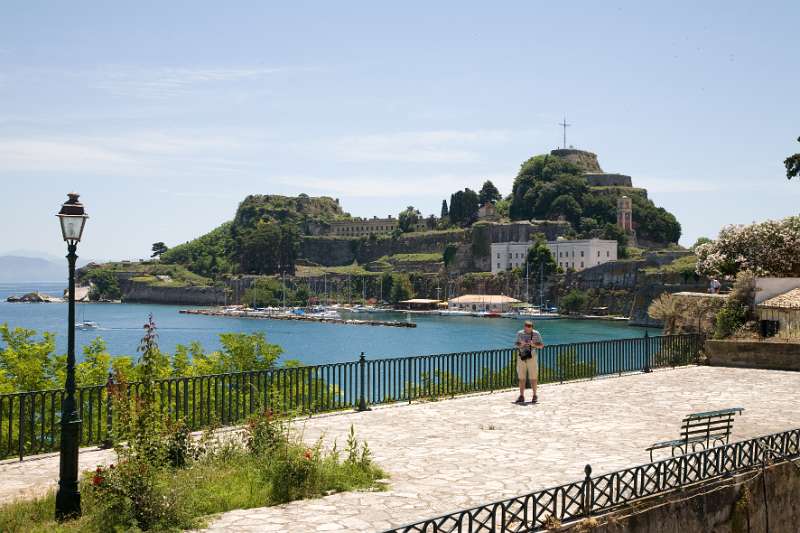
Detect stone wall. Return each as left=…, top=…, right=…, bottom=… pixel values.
left=706, top=339, right=800, bottom=371
left=563, top=460, right=800, bottom=533
left=584, top=172, right=633, bottom=187
left=121, top=280, right=226, bottom=305
left=299, top=231, right=466, bottom=267
left=550, top=148, right=603, bottom=173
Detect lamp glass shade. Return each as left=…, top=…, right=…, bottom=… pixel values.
left=59, top=215, right=87, bottom=242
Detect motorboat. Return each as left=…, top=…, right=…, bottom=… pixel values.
left=75, top=321, right=99, bottom=330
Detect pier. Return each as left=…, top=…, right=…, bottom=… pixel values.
left=178, top=308, right=417, bottom=328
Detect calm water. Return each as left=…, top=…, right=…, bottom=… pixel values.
left=0, top=282, right=658, bottom=364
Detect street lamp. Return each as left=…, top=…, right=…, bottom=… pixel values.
left=55, top=193, right=88, bottom=520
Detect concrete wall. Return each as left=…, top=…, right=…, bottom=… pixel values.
left=755, top=277, right=800, bottom=305
left=563, top=460, right=800, bottom=533
left=705, top=339, right=800, bottom=371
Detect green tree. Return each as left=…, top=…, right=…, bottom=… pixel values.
left=478, top=180, right=501, bottom=205
left=0, top=324, right=59, bottom=392
left=192, top=332, right=283, bottom=374
left=560, top=289, right=588, bottom=313
left=440, top=199, right=449, bottom=218
left=786, top=136, right=800, bottom=180
left=548, top=194, right=582, bottom=224
left=389, top=274, right=414, bottom=304
left=398, top=206, right=421, bottom=233
left=691, top=237, right=712, bottom=250
left=448, top=188, right=480, bottom=226
left=86, top=269, right=122, bottom=301
left=237, top=222, right=281, bottom=274
left=510, top=154, right=582, bottom=220
left=151, top=242, right=168, bottom=258
left=443, top=243, right=459, bottom=269
left=525, top=234, right=558, bottom=276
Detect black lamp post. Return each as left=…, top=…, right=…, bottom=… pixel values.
left=55, top=193, right=88, bottom=520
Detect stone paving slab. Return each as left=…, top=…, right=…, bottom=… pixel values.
left=203, top=367, right=800, bottom=532
left=2, top=366, right=798, bottom=531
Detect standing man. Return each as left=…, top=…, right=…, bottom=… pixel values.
left=709, top=278, right=721, bottom=294
left=515, top=320, right=544, bottom=404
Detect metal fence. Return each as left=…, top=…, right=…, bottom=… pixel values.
left=0, top=333, right=702, bottom=460
left=383, top=427, right=800, bottom=532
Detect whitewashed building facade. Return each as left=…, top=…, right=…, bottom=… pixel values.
left=490, top=238, right=618, bottom=274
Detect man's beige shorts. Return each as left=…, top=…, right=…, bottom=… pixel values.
left=516, top=354, right=538, bottom=381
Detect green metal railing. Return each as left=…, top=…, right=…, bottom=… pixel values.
left=0, top=333, right=702, bottom=460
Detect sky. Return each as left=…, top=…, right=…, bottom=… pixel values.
left=1, top=1, right=798, bottom=261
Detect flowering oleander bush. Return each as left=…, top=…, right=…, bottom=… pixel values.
left=695, top=216, right=800, bottom=277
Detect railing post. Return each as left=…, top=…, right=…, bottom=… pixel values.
left=101, top=373, right=114, bottom=449
left=18, top=394, right=25, bottom=461
left=357, top=352, right=370, bottom=412
left=643, top=331, right=652, bottom=373
left=583, top=464, right=593, bottom=517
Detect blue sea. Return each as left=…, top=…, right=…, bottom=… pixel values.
left=0, top=282, right=658, bottom=365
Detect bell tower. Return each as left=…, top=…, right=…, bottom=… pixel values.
left=617, top=196, right=633, bottom=233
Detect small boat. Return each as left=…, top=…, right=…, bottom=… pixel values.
left=75, top=321, right=99, bottom=330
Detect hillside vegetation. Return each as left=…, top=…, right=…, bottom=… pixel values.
left=162, top=194, right=348, bottom=277
left=508, top=154, right=681, bottom=245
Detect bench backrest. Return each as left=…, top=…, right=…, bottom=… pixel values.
left=679, top=412, right=737, bottom=443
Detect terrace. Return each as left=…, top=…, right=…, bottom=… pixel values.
left=2, top=364, right=798, bottom=532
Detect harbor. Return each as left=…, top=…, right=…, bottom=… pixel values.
left=178, top=306, right=417, bottom=328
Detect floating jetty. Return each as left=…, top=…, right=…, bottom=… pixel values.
left=179, top=308, right=416, bottom=328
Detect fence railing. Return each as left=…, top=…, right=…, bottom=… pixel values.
left=383, top=427, right=800, bottom=532
left=0, top=333, right=702, bottom=460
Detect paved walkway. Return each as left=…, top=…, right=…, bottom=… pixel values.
left=2, top=366, right=799, bottom=532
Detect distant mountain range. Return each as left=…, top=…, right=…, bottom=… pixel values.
left=0, top=255, right=93, bottom=283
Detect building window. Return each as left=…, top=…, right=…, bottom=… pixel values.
left=580, top=251, right=584, bottom=257
left=581, top=262, right=584, bottom=268
left=597, top=251, right=600, bottom=257
left=497, top=253, right=500, bottom=259
left=607, top=251, right=610, bottom=257
left=497, top=263, right=501, bottom=269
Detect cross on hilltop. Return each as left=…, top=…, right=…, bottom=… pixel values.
left=559, top=116, right=571, bottom=149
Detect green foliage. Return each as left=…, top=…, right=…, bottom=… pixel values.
left=242, top=277, right=289, bottom=307
left=713, top=271, right=755, bottom=339
left=714, top=304, right=747, bottom=339
left=389, top=273, right=414, bottom=303
left=478, top=180, right=501, bottom=205
left=160, top=222, right=235, bottom=278
left=525, top=233, right=558, bottom=276
left=691, top=237, right=712, bottom=250
left=494, top=197, right=510, bottom=219
left=448, top=188, right=480, bottom=226
left=785, top=136, right=800, bottom=180
left=508, top=153, right=680, bottom=243
left=0, top=324, right=59, bottom=393
left=560, top=289, right=589, bottom=314
left=470, top=222, right=492, bottom=259
left=150, top=242, right=168, bottom=258
left=554, top=350, right=597, bottom=381
left=443, top=243, right=458, bottom=268
left=398, top=206, right=421, bottom=233
left=191, top=332, right=282, bottom=375
left=440, top=199, right=449, bottom=218
left=84, top=269, right=122, bottom=301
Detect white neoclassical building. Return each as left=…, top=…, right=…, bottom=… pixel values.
left=490, top=238, right=618, bottom=273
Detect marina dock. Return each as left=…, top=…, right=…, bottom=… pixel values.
left=178, top=308, right=417, bottom=328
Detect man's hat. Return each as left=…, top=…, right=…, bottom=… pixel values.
left=524, top=320, right=534, bottom=327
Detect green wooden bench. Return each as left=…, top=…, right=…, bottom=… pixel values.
left=646, top=407, right=745, bottom=461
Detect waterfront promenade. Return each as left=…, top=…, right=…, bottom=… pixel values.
left=1, top=366, right=798, bottom=531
